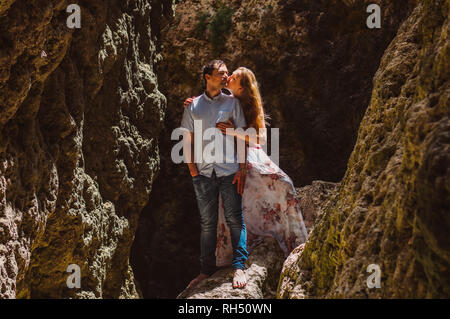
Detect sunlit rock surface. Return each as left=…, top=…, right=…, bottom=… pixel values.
left=177, top=237, right=284, bottom=299
left=0, top=0, right=173, bottom=298
left=278, top=0, right=449, bottom=298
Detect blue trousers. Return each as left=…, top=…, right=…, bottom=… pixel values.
left=192, top=170, right=248, bottom=275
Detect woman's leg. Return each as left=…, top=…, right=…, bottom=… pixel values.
left=218, top=173, right=248, bottom=272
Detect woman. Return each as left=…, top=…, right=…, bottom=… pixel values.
left=183, top=67, right=308, bottom=269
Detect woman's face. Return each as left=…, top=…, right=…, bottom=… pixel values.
left=226, top=71, right=243, bottom=97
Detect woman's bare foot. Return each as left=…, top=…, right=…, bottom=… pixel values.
left=187, top=273, right=209, bottom=289
left=233, top=269, right=247, bottom=289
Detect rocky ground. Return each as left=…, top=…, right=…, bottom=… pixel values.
left=177, top=237, right=284, bottom=299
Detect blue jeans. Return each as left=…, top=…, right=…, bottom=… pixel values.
left=192, top=170, right=248, bottom=275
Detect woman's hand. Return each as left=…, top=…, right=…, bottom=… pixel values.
left=216, top=120, right=235, bottom=136
left=233, top=167, right=247, bottom=195
left=183, top=96, right=196, bottom=107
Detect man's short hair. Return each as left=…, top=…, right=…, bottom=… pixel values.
left=202, top=59, right=225, bottom=83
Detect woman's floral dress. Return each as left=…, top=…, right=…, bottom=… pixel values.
left=215, top=143, right=308, bottom=267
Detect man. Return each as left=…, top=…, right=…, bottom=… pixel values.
left=180, top=60, right=248, bottom=289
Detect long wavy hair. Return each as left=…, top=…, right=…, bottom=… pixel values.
left=233, top=67, right=270, bottom=130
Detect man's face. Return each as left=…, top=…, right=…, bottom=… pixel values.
left=206, top=64, right=228, bottom=89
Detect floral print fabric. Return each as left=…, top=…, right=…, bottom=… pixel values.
left=215, top=144, right=308, bottom=267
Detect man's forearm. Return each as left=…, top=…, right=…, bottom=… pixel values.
left=187, top=162, right=198, bottom=176
left=184, top=131, right=198, bottom=176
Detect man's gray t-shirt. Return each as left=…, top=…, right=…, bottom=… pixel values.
left=180, top=92, right=247, bottom=178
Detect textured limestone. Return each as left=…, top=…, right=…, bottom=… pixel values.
left=277, top=243, right=307, bottom=299
left=0, top=0, right=173, bottom=298
left=278, top=0, right=449, bottom=298
left=296, top=181, right=339, bottom=234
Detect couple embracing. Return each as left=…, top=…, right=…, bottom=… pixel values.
left=179, top=60, right=308, bottom=290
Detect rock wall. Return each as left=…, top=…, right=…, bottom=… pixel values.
left=131, top=0, right=416, bottom=298
left=0, top=0, right=173, bottom=298
left=296, top=181, right=339, bottom=234
left=278, top=0, right=449, bottom=298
